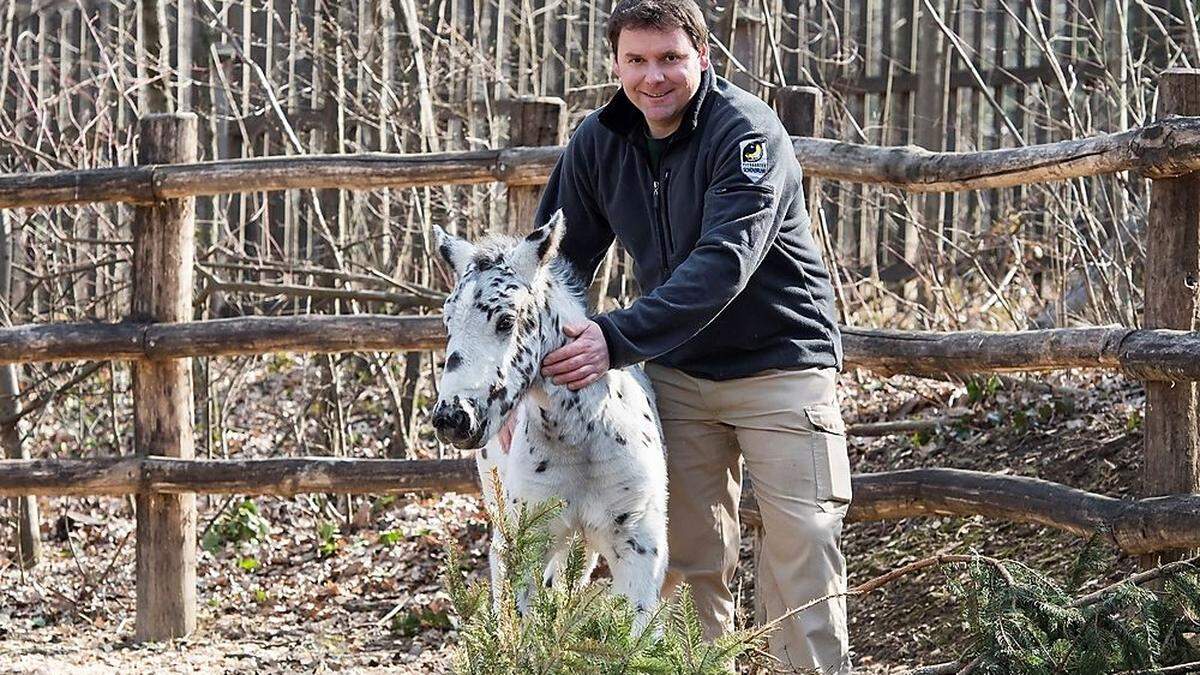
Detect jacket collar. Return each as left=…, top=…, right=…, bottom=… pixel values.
left=598, top=67, right=714, bottom=142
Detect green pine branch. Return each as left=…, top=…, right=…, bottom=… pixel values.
left=891, top=549, right=1200, bottom=675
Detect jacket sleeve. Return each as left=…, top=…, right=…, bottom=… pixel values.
left=594, top=127, right=800, bottom=369
left=533, top=127, right=615, bottom=288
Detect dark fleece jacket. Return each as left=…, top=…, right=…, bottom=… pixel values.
left=534, top=67, right=842, bottom=381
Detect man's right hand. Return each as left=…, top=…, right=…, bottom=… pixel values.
left=498, top=412, right=518, bottom=454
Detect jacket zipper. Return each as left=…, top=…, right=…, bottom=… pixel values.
left=660, top=169, right=674, bottom=258
left=637, top=134, right=675, bottom=275
left=652, top=178, right=669, bottom=272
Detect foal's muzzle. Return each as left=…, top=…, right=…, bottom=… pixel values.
left=432, top=398, right=485, bottom=449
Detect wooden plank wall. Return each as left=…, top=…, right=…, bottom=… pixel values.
left=0, top=0, right=1185, bottom=328
left=770, top=0, right=1166, bottom=327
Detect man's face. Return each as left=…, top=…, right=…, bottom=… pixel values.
left=612, top=26, right=709, bottom=138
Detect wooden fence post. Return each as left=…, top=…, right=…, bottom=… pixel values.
left=0, top=210, right=40, bottom=568
left=775, top=86, right=824, bottom=226
left=912, top=0, right=949, bottom=302
left=721, top=3, right=765, bottom=95
left=1143, top=69, right=1200, bottom=566
left=505, top=96, right=566, bottom=233
left=133, top=113, right=198, bottom=641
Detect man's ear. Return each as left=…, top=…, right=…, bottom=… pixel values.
left=433, top=225, right=475, bottom=278
left=510, top=209, right=565, bottom=281
left=698, top=43, right=710, bottom=70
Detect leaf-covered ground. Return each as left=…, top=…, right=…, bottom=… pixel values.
left=0, top=357, right=1148, bottom=673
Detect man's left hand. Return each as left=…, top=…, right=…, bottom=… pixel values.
left=541, top=321, right=610, bottom=391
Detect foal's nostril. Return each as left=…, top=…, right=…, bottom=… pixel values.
left=432, top=403, right=455, bottom=433
left=432, top=401, right=476, bottom=443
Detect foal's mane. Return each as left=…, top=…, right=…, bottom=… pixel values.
left=463, top=234, right=588, bottom=316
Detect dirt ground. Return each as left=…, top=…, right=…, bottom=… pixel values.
left=0, top=364, right=1148, bottom=674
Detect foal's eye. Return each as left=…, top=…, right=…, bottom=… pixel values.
left=496, top=315, right=516, bottom=333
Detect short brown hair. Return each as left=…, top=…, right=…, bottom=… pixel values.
left=607, top=0, right=709, bottom=55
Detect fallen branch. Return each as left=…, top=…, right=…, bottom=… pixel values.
left=1123, top=662, right=1200, bottom=675
left=850, top=553, right=1009, bottom=596
left=1072, top=554, right=1200, bottom=608
left=846, top=409, right=969, bottom=437
left=905, top=662, right=962, bottom=675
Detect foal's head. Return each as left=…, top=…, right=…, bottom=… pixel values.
left=429, top=211, right=565, bottom=449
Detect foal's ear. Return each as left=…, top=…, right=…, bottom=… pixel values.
left=433, top=225, right=475, bottom=279
left=511, top=209, right=565, bottom=281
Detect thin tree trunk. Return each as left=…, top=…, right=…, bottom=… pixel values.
left=397, top=0, right=439, bottom=154
left=1, top=212, right=41, bottom=567
left=139, top=0, right=175, bottom=113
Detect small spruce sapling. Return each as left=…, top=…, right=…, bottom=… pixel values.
left=443, top=473, right=776, bottom=674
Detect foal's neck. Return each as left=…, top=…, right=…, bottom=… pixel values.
left=524, top=267, right=611, bottom=421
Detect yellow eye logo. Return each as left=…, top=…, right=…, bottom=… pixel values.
left=742, top=142, right=764, bottom=162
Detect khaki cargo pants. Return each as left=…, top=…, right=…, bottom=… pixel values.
left=646, top=364, right=852, bottom=674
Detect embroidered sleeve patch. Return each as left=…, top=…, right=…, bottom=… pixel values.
left=739, top=139, right=768, bottom=181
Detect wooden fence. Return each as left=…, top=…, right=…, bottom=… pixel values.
left=1, top=74, right=1198, bottom=641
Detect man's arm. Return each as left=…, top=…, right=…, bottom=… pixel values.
left=592, top=128, right=800, bottom=369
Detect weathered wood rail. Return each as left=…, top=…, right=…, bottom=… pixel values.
left=0, top=75, right=1198, bottom=643
left=791, top=114, right=1200, bottom=191
left=0, top=457, right=481, bottom=498
left=2, top=458, right=1195, bottom=556
left=4, top=319, right=1200, bottom=382
left=4, top=115, right=1200, bottom=210
left=0, top=147, right=564, bottom=210
left=839, top=326, right=1200, bottom=382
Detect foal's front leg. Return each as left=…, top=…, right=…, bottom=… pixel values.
left=474, top=437, right=510, bottom=612
left=541, top=537, right=600, bottom=590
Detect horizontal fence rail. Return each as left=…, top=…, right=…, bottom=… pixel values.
left=0, top=457, right=479, bottom=497
left=3, top=318, right=1200, bottom=381
left=4, top=116, right=1200, bottom=209
left=812, top=467, right=1200, bottom=556
left=0, top=458, right=1194, bottom=555
left=0, top=147, right=563, bottom=210
left=796, top=114, right=1200, bottom=191
left=840, top=326, right=1200, bottom=381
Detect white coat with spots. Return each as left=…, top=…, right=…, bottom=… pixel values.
left=431, top=211, right=668, bottom=629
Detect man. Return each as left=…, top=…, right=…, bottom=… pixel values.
left=528, top=0, right=852, bottom=671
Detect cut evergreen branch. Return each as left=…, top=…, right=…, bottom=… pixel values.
left=1120, top=661, right=1200, bottom=674
left=887, top=549, right=1200, bottom=674
left=1072, top=554, right=1200, bottom=608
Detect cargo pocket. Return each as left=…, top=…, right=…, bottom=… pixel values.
left=805, top=403, right=853, bottom=505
